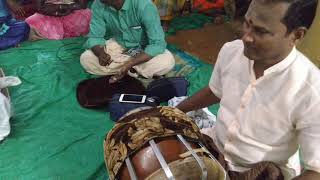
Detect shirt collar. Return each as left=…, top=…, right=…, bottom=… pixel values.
left=247, top=46, right=297, bottom=77
left=121, top=0, right=130, bottom=11
left=106, top=0, right=130, bottom=12
left=263, top=47, right=297, bottom=75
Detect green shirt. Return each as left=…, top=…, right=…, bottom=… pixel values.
left=84, top=0, right=166, bottom=57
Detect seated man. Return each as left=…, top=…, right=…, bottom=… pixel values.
left=0, top=0, right=30, bottom=50
left=80, top=0, right=175, bottom=83
left=177, top=0, right=320, bottom=179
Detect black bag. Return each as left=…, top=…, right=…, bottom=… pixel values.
left=146, top=77, right=189, bottom=103
left=76, top=75, right=146, bottom=109
left=77, top=76, right=189, bottom=121
left=107, top=77, right=189, bottom=121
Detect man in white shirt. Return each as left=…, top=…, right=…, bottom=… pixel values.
left=177, top=0, right=320, bottom=179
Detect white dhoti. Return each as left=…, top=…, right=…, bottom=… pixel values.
left=80, top=39, right=175, bottom=78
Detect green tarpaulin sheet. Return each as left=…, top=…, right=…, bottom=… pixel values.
left=0, top=37, right=219, bottom=179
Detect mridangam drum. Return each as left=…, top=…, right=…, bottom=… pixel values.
left=104, top=106, right=227, bottom=180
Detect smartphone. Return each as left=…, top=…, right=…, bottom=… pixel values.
left=119, top=94, right=146, bottom=104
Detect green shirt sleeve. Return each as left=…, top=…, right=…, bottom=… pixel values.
left=83, top=0, right=107, bottom=49
left=140, top=4, right=166, bottom=57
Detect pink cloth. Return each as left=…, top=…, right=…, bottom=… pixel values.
left=25, top=9, right=91, bottom=40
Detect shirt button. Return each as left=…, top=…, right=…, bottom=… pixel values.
left=240, top=104, right=245, bottom=108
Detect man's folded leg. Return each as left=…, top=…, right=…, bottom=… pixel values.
left=133, top=49, right=175, bottom=78
left=80, top=40, right=175, bottom=78
left=79, top=40, right=131, bottom=75
left=80, top=49, right=118, bottom=75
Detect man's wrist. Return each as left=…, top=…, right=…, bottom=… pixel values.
left=91, top=45, right=105, bottom=57
left=125, top=59, right=136, bottom=67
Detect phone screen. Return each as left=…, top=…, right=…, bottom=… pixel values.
left=122, top=94, right=144, bottom=102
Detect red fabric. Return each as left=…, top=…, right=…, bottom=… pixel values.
left=25, top=9, right=91, bottom=39
left=193, top=0, right=224, bottom=12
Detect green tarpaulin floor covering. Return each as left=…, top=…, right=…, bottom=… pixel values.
left=0, top=12, right=218, bottom=180
left=0, top=13, right=219, bottom=179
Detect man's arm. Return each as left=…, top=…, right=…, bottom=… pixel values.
left=140, top=3, right=167, bottom=58
left=176, top=86, right=220, bottom=113
left=177, top=43, right=225, bottom=113
left=177, top=46, right=224, bottom=113
left=91, top=45, right=112, bottom=66
left=83, top=0, right=107, bottom=49
left=128, top=52, right=152, bottom=67
left=294, top=92, right=320, bottom=180
left=293, top=170, right=320, bottom=180
left=109, top=52, right=151, bottom=83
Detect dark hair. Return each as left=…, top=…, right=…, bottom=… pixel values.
left=280, top=0, right=318, bottom=32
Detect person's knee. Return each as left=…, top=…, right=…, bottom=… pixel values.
left=149, top=50, right=175, bottom=76
left=162, top=50, right=175, bottom=69
left=80, top=50, right=97, bottom=68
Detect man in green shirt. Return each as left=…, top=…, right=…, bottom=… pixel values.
left=80, top=0, right=175, bottom=83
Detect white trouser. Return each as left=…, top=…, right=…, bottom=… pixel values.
left=80, top=39, right=175, bottom=78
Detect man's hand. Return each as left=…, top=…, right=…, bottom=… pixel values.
left=176, top=86, right=220, bottom=113
left=98, top=52, right=111, bottom=66
left=293, top=170, right=320, bottom=180
left=91, top=45, right=112, bottom=66
left=109, top=61, right=133, bottom=83
left=109, top=51, right=152, bottom=83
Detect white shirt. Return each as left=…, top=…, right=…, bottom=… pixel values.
left=207, top=40, right=320, bottom=179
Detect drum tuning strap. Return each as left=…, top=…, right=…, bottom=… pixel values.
left=179, top=147, right=210, bottom=159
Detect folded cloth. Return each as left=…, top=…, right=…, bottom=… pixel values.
left=0, top=92, right=10, bottom=141
left=0, top=69, right=21, bottom=141
left=0, top=76, right=21, bottom=89
left=168, top=96, right=216, bottom=129
left=0, top=68, right=9, bottom=98
left=0, top=17, right=30, bottom=50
